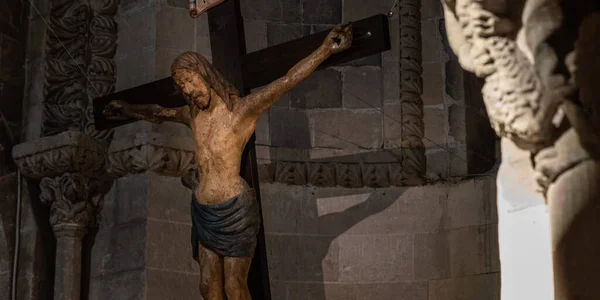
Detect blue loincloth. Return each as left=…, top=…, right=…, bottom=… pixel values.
left=191, top=187, right=261, bottom=258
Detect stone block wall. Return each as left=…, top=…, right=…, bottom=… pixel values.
left=248, top=0, right=496, bottom=181
left=89, top=1, right=205, bottom=299
left=16, top=0, right=500, bottom=299
left=246, top=0, right=393, bottom=159
left=421, top=0, right=497, bottom=177
left=261, top=177, right=500, bottom=299
left=240, top=2, right=500, bottom=298
left=89, top=174, right=198, bottom=300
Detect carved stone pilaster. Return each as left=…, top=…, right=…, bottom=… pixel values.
left=12, top=131, right=108, bottom=300
left=441, top=0, right=600, bottom=297
left=441, top=0, right=599, bottom=193
left=398, top=0, right=426, bottom=183
left=43, top=0, right=119, bottom=140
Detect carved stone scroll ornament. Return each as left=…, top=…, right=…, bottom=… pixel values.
left=12, top=131, right=110, bottom=300
left=107, top=132, right=196, bottom=178
left=11, top=131, right=110, bottom=227
left=42, top=0, right=119, bottom=140
left=398, top=0, right=426, bottom=183
left=12, top=131, right=107, bottom=180
left=257, top=160, right=420, bottom=188
left=104, top=132, right=425, bottom=190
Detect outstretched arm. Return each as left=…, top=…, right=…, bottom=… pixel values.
left=241, top=24, right=353, bottom=118
left=103, top=100, right=192, bottom=125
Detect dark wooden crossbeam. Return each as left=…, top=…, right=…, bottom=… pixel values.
left=92, top=78, right=178, bottom=130
left=242, top=14, right=390, bottom=88
left=93, top=13, right=390, bottom=130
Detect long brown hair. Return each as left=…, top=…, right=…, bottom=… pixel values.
left=171, top=51, right=239, bottom=111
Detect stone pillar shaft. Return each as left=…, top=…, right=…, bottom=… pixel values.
left=440, top=1, right=600, bottom=298
left=496, top=138, right=554, bottom=299
left=53, top=227, right=86, bottom=300
left=548, top=160, right=600, bottom=298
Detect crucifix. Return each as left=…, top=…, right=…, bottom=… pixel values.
left=93, top=1, right=390, bottom=299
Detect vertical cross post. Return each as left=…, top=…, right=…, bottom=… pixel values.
left=207, top=1, right=271, bottom=299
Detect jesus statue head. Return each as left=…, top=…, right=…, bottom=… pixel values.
left=170, top=51, right=239, bottom=111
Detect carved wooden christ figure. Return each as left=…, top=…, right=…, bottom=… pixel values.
left=102, top=25, right=352, bottom=300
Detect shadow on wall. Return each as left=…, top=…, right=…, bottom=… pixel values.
left=260, top=105, right=499, bottom=299
left=263, top=90, right=413, bottom=299
left=262, top=187, right=407, bottom=300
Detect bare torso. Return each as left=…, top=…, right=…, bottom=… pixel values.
left=103, top=25, right=352, bottom=208
left=190, top=91, right=255, bottom=204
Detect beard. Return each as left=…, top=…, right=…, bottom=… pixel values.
left=191, top=94, right=210, bottom=110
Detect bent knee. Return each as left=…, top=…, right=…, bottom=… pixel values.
left=200, top=279, right=222, bottom=299
left=224, top=276, right=248, bottom=297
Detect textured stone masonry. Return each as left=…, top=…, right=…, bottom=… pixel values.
left=80, top=0, right=499, bottom=299
left=261, top=177, right=500, bottom=299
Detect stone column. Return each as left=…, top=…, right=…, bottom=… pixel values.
left=12, top=132, right=108, bottom=300
left=440, top=0, right=600, bottom=298
left=496, top=138, right=554, bottom=300
left=52, top=226, right=86, bottom=300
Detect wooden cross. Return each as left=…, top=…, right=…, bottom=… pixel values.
left=93, top=1, right=390, bottom=298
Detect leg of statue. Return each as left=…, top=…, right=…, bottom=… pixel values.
left=223, top=256, right=253, bottom=300
left=547, top=160, right=600, bottom=299
left=197, top=242, right=225, bottom=300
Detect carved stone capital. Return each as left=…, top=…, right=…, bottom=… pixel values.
left=442, top=0, right=571, bottom=152
left=108, top=132, right=196, bottom=178
left=12, top=131, right=107, bottom=180
left=39, top=173, right=104, bottom=229
left=11, top=132, right=109, bottom=229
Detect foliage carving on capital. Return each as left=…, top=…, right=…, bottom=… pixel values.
left=107, top=132, right=196, bottom=178
left=12, top=131, right=107, bottom=180
left=40, top=173, right=104, bottom=228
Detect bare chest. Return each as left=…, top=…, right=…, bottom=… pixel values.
left=189, top=106, right=255, bottom=159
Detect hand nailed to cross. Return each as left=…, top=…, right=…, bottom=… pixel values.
left=322, top=24, right=353, bottom=54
